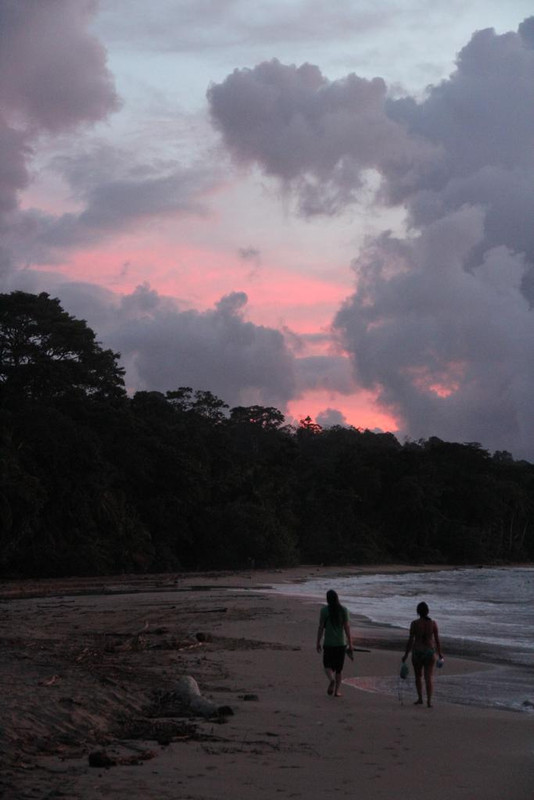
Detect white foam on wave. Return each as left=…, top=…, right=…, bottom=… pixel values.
left=274, top=566, right=534, bottom=664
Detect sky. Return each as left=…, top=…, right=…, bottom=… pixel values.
left=1, top=0, right=534, bottom=458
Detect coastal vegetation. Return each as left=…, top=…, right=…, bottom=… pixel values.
left=1, top=291, right=533, bottom=577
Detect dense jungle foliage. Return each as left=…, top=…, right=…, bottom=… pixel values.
left=1, top=291, right=534, bottom=577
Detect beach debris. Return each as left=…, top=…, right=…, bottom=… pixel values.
left=146, top=679, right=231, bottom=721
left=96, top=629, right=208, bottom=653
left=88, top=749, right=116, bottom=768
left=119, top=716, right=196, bottom=742
left=173, top=675, right=223, bottom=718
left=39, top=674, right=61, bottom=686
left=240, top=694, right=259, bottom=702
left=88, top=748, right=156, bottom=767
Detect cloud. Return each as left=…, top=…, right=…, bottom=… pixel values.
left=95, top=0, right=394, bottom=53
left=238, top=246, right=261, bottom=264
left=333, top=19, right=534, bottom=456
left=3, top=267, right=300, bottom=408
left=238, top=245, right=262, bottom=278
left=316, top=407, right=349, bottom=428
left=0, top=0, right=120, bottom=279
left=113, top=288, right=297, bottom=408
left=207, top=58, right=440, bottom=214
left=0, top=0, right=120, bottom=132
left=295, top=354, right=356, bottom=395
left=5, top=266, right=362, bottom=418
left=44, top=159, right=217, bottom=247
left=386, top=21, right=534, bottom=235
left=0, top=123, right=30, bottom=218
left=40, top=281, right=297, bottom=410
left=210, top=17, right=534, bottom=457
left=0, top=144, right=223, bottom=276
left=334, top=208, right=534, bottom=457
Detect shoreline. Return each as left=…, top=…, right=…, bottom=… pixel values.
left=3, top=560, right=533, bottom=600
left=1, top=566, right=534, bottom=799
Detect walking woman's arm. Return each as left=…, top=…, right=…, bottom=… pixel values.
left=402, top=622, right=415, bottom=662
left=344, top=620, right=353, bottom=652
left=316, top=621, right=325, bottom=652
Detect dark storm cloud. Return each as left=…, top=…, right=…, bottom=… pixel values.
left=0, top=0, right=120, bottom=132
left=209, top=18, right=534, bottom=457
left=316, top=408, right=349, bottom=428
left=6, top=270, right=353, bottom=414
left=99, top=285, right=297, bottom=409
left=334, top=19, right=534, bottom=456
left=1, top=143, right=221, bottom=267
left=295, top=355, right=355, bottom=395
left=15, top=277, right=297, bottom=410
left=334, top=208, right=534, bottom=457
left=0, top=122, right=30, bottom=218
left=41, top=162, right=216, bottom=248
left=0, top=0, right=120, bottom=276
left=5, top=266, right=303, bottom=409
left=386, top=21, right=534, bottom=235
left=207, top=59, right=439, bottom=215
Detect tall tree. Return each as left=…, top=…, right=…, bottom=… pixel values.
left=0, top=291, right=125, bottom=406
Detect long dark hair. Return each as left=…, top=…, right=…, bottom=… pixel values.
left=326, top=589, right=342, bottom=628
left=416, top=601, right=433, bottom=642
left=417, top=601, right=430, bottom=618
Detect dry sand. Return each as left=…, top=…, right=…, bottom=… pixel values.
left=1, top=566, right=533, bottom=799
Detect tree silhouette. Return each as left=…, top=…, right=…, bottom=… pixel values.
left=0, top=291, right=125, bottom=406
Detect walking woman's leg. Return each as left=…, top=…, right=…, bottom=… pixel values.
left=424, top=662, right=435, bottom=707
left=414, top=663, right=423, bottom=704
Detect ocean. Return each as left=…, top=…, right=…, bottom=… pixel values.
left=272, top=566, right=534, bottom=713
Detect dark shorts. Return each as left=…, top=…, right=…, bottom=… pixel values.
left=412, top=648, right=435, bottom=668
left=323, top=645, right=346, bottom=673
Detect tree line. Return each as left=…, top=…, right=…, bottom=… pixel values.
left=1, top=291, right=533, bottom=577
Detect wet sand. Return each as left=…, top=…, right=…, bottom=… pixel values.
left=1, top=566, right=533, bottom=799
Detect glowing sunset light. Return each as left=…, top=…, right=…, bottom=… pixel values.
left=404, top=361, right=467, bottom=399
left=427, top=383, right=459, bottom=399
left=245, top=276, right=352, bottom=333
left=288, top=389, right=398, bottom=434
left=61, top=239, right=353, bottom=335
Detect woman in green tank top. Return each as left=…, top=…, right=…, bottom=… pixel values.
left=316, top=589, right=353, bottom=697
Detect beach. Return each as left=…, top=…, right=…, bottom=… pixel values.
left=1, top=566, right=533, bottom=799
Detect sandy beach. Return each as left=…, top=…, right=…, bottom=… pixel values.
left=1, top=566, right=533, bottom=799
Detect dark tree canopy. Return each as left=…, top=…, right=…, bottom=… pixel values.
left=0, top=291, right=125, bottom=405
left=230, top=405, right=287, bottom=430
left=0, top=290, right=533, bottom=578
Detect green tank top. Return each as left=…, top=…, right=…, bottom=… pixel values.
left=320, top=604, right=349, bottom=647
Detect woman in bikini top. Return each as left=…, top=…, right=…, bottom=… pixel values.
left=402, top=601, right=443, bottom=707
left=411, top=615, right=437, bottom=661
